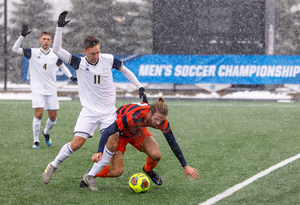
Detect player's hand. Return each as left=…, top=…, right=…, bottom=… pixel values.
left=91, top=152, right=103, bottom=163
left=21, top=24, right=32, bottom=37
left=70, top=76, right=77, bottom=83
left=58, top=11, right=71, bottom=27
left=183, top=165, right=199, bottom=180
left=139, top=87, right=148, bottom=103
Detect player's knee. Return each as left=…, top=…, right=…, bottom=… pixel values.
left=106, top=134, right=119, bottom=152
left=110, top=167, right=124, bottom=177
left=70, top=139, right=85, bottom=151
left=150, top=153, right=161, bottom=163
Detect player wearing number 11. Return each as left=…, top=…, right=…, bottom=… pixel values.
left=42, top=11, right=147, bottom=185
left=12, top=25, right=76, bottom=149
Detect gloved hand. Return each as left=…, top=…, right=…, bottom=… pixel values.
left=58, top=11, right=71, bottom=27
left=139, top=87, right=148, bottom=103
left=21, top=24, right=32, bottom=37
left=70, top=76, right=77, bottom=83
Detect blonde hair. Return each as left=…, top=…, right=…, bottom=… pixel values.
left=149, top=97, right=168, bottom=115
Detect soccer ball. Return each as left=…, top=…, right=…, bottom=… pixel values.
left=129, top=173, right=150, bottom=193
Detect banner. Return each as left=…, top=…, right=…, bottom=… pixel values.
left=22, top=55, right=300, bottom=84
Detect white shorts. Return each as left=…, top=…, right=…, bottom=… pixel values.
left=74, top=108, right=117, bottom=139
left=31, top=92, right=59, bottom=110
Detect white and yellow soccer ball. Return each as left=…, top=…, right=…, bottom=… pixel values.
left=129, top=173, right=150, bottom=193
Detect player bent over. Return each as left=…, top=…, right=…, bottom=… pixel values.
left=80, top=97, right=199, bottom=191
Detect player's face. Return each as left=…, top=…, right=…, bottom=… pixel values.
left=84, top=45, right=100, bottom=64
left=147, top=110, right=167, bottom=127
left=39, top=35, right=52, bottom=50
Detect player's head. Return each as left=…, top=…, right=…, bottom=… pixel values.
left=148, top=97, right=168, bottom=127
left=39, top=31, right=52, bottom=50
left=83, top=36, right=101, bottom=64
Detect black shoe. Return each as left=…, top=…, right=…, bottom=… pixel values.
left=42, top=130, right=52, bottom=146
left=79, top=168, right=91, bottom=188
left=143, top=166, right=163, bottom=186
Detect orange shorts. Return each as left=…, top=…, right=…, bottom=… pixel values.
left=116, top=127, right=152, bottom=153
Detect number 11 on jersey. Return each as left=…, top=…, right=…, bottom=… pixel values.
left=94, top=75, right=101, bottom=84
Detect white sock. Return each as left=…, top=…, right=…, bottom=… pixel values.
left=32, top=117, right=41, bottom=143
left=52, top=142, right=73, bottom=168
left=44, top=118, right=56, bottom=134
left=88, top=146, right=114, bottom=176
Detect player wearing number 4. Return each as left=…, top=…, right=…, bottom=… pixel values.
left=80, top=97, right=199, bottom=191
left=42, top=11, right=147, bottom=185
left=12, top=25, right=77, bottom=149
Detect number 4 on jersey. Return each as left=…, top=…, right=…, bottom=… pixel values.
left=43, top=63, right=47, bottom=70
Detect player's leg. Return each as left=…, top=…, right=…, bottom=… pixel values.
left=80, top=136, right=127, bottom=188
left=138, top=129, right=163, bottom=185
left=42, top=109, right=98, bottom=184
left=83, top=133, right=119, bottom=191
left=42, top=135, right=87, bottom=184
left=31, top=92, right=46, bottom=149
left=42, top=94, right=59, bottom=146
left=82, top=111, right=118, bottom=191
left=42, top=110, right=57, bottom=146
left=95, top=135, right=129, bottom=178
left=32, top=108, right=43, bottom=148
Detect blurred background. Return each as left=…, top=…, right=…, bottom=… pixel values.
left=1, top=0, right=300, bottom=95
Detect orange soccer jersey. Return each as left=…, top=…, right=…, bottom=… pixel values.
left=115, top=102, right=171, bottom=138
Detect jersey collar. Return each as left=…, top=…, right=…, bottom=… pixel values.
left=85, top=57, right=99, bottom=66
left=40, top=48, right=51, bottom=55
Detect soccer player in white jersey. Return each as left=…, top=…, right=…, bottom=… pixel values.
left=42, top=11, right=147, bottom=188
left=12, top=25, right=77, bottom=149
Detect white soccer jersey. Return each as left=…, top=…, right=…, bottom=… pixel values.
left=70, top=54, right=118, bottom=115
left=23, top=48, right=62, bottom=95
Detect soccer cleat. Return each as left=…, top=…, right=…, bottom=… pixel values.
left=79, top=168, right=91, bottom=188
left=42, top=162, right=57, bottom=184
left=82, top=173, right=99, bottom=191
left=32, top=142, right=39, bottom=149
left=143, top=166, right=163, bottom=186
left=42, top=130, right=52, bottom=146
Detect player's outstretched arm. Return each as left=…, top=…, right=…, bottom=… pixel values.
left=12, top=24, right=32, bottom=55
left=183, top=165, right=199, bottom=180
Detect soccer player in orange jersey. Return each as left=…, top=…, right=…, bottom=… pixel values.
left=80, top=97, right=199, bottom=191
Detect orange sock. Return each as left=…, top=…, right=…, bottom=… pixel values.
left=143, top=156, right=159, bottom=172
left=95, top=165, right=110, bottom=178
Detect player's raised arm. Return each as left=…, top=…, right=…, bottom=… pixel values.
left=12, top=24, right=32, bottom=55
left=53, top=11, right=72, bottom=64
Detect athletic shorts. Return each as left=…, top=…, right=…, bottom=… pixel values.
left=116, top=127, right=152, bottom=153
left=74, top=107, right=117, bottom=139
left=31, top=92, right=59, bottom=110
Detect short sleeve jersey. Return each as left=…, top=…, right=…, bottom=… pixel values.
left=115, top=102, right=171, bottom=137
left=68, top=53, right=122, bottom=115
left=23, top=48, right=62, bottom=95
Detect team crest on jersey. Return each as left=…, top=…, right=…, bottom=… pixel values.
left=103, top=67, right=109, bottom=71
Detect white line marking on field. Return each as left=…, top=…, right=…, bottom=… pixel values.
left=199, top=153, right=300, bottom=205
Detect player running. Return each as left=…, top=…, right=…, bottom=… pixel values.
left=12, top=25, right=76, bottom=149
left=42, top=11, right=147, bottom=186
left=80, top=97, right=199, bottom=191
